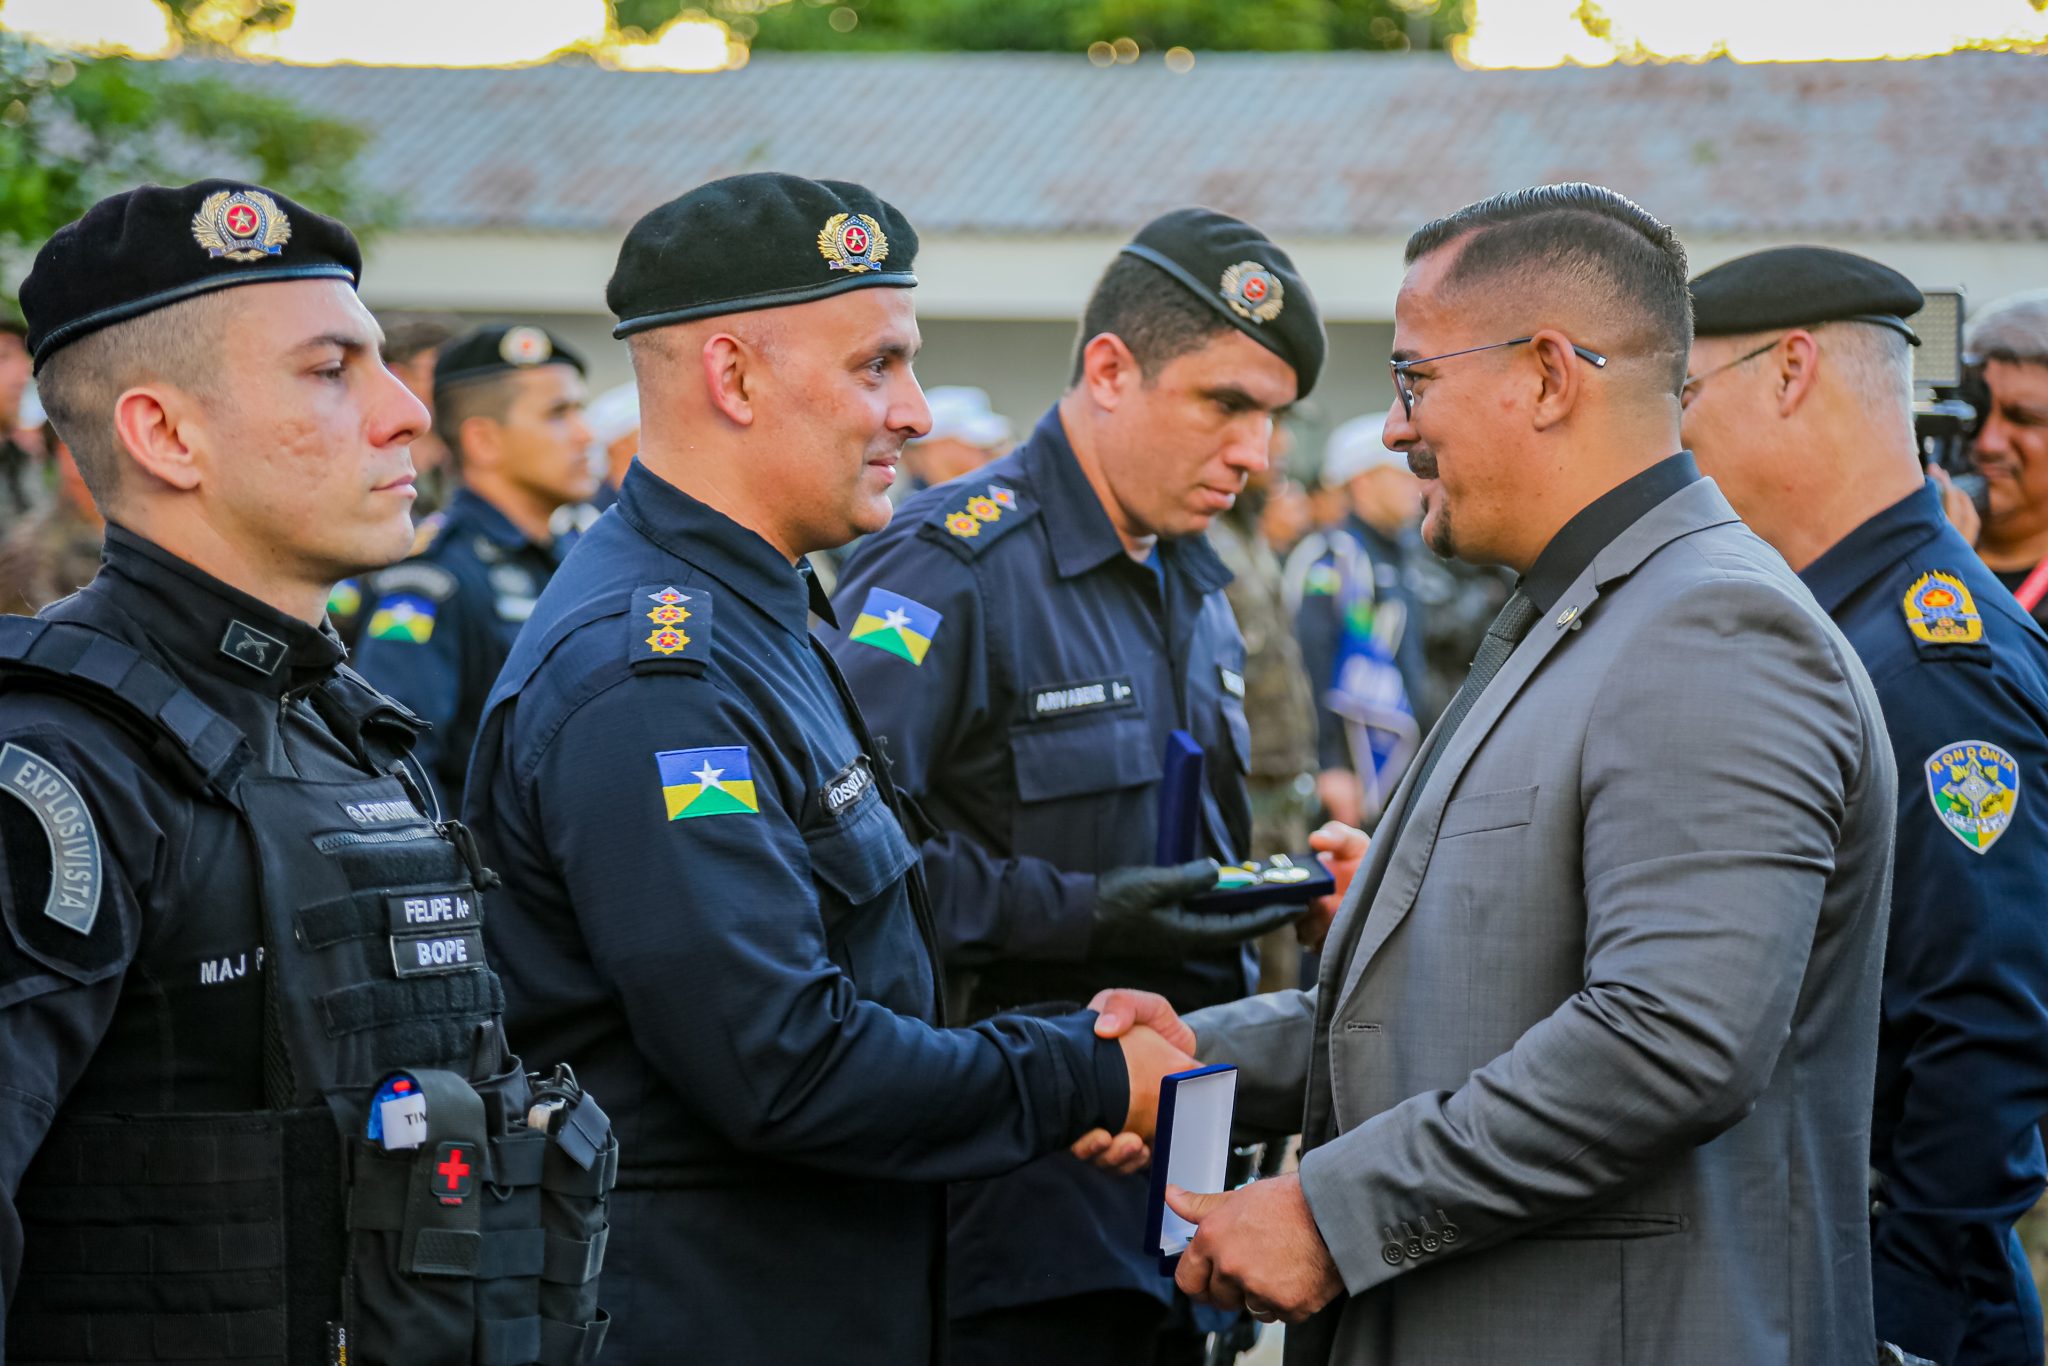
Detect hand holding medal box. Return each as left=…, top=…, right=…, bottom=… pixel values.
left=1158, top=730, right=1335, bottom=911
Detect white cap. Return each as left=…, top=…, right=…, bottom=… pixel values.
left=1320, top=412, right=1403, bottom=488
left=921, top=386, right=1010, bottom=448
left=584, top=382, right=640, bottom=451
left=18, top=385, right=45, bottom=429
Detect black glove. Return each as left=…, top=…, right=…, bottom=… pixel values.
left=1090, top=859, right=1307, bottom=958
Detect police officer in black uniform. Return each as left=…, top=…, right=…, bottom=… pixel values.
left=0, top=181, right=612, bottom=1366
left=466, top=172, right=1201, bottom=1366
left=1681, top=246, right=2048, bottom=1366
left=828, top=209, right=1323, bottom=1365
left=354, top=324, right=595, bottom=812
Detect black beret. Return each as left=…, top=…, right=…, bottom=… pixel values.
left=434, top=324, right=587, bottom=394
left=1690, top=246, right=1923, bottom=345
left=609, top=173, right=917, bottom=338
left=1118, top=208, right=1327, bottom=396
left=21, top=179, right=361, bottom=372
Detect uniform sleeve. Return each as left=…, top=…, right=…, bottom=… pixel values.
left=0, top=725, right=157, bottom=1314
left=353, top=572, right=467, bottom=799
left=525, top=672, right=1126, bottom=1181
left=831, top=528, right=1096, bottom=967
left=1868, top=660, right=2048, bottom=1363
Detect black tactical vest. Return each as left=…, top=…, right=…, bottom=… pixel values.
left=0, top=616, right=614, bottom=1366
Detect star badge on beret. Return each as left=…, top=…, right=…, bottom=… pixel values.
left=499, top=325, right=554, bottom=366
left=818, top=213, right=890, bottom=275
left=191, top=188, right=290, bottom=263
left=1219, top=260, right=1283, bottom=325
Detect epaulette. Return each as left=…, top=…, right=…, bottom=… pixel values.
left=920, top=480, right=1033, bottom=558
left=1899, top=567, right=1992, bottom=661
left=628, top=583, right=715, bottom=675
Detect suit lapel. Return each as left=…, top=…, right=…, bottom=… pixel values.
left=1327, top=478, right=1743, bottom=1013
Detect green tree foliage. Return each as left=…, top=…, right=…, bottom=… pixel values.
left=0, top=1, right=383, bottom=304
left=611, top=0, right=1471, bottom=55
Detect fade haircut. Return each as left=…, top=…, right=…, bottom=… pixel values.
left=34, top=290, right=237, bottom=513
left=1967, top=289, right=2048, bottom=367
left=381, top=316, right=458, bottom=367
left=1405, top=183, right=1693, bottom=393
left=434, top=372, right=524, bottom=463
left=1069, top=253, right=1234, bottom=386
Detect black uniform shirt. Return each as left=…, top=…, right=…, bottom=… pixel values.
left=0, top=526, right=376, bottom=1313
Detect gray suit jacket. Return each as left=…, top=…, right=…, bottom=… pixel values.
left=1189, top=479, right=1896, bottom=1366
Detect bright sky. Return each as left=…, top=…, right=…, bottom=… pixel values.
left=2, top=0, right=2045, bottom=67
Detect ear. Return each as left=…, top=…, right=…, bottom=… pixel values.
left=1079, top=332, right=1142, bottom=412
left=1527, top=330, right=1585, bottom=432
left=111, top=384, right=202, bottom=492
left=1772, top=331, right=1821, bottom=418
left=456, top=412, right=505, bottom=472
left=701, top=332, right=757, bottom=427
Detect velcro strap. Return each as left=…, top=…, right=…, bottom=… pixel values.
left=320, top=970, right=505, bottom=1038
left=477, top=1227, right=546, bottom=1280
left=494, top=1130, right=547, bottom=1187
left=27, top=1113, right=284, bottom=1187
left=538, top=1309, right=611, bottom=1366
left=542, top=1226, right=608, bottom=1286
left=541, top=1140, right=618, bottom=1199
left=23, top=1221, right=283, bottom=1276
left=476, top=1314, right=544, bottom=1366
left=410, top=1226, right=481, bottom=1277
left=293, top=893, right=376, bottom=949
left=7, top=1307, right=285, bottom=1361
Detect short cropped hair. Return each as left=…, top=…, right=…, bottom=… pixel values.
left=1966, top=290, right=2048, bottom=367
left=381, top=317, right=458, bottom=367
left=1069, top=253, right=1234, bottom=386
left=34, top=291, right=235, bottom=512
left=1405, top=183, right=1693, bottom=392
left=434, top=373, right=523, bottom=461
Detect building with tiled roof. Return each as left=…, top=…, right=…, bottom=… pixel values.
left=217, top=50, right=2048, bottom=424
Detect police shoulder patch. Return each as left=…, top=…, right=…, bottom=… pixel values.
left=657, top=745, right=760, bottom=820
left=366, top=593, right=439, bottom=646
left=1924, top=738, right=2020, bottom=854
left=1902, top=569, right=1985, bottom=649
left=924, top=481, right=1033, bottom=557
left=848, top=587, right=942, bottom=666
left=0, top=741, right=101, bottom=935
left=630, top=584, right=715, bottom=673
left=373, top=561, right=459, bottom=604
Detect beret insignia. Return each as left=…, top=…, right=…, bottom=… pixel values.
left=1219, top=260, right=1283, bottom=324
left=499, top=325, right=554, bottom=366
left=1902, top=570, right=1983, bottom=646
left=818, top=213, right=889, bottom=275
left=191, top=188, right=291, bottom=263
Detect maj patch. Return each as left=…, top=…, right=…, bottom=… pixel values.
left=848, top=587, right=941, bottom=665
left=1903, top=570, right=1983, bottom=646
left=1925, top=739, right=2019, bottom=854
left=0, top=742, right=101, bottom=935
left=631, top=584, right=714, bottom=672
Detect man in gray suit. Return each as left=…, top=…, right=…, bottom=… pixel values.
left=1091, top=184, right=1897, bottom=1365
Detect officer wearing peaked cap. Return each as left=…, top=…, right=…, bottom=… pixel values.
left=464, top=172, right=1202, bottom=1366
left=0, top=182, right=614, bottom=1364
left=353, top=323, right=595, bottom=814
left=1682, top=244, right=2048, bottom=1366
left=828, top=207, right=1325, bottom=1364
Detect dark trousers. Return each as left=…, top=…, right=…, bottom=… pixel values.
left=948, top=1290, right=1206, bottom=1366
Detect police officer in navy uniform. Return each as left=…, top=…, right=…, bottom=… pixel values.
left=353, top=324, right=595, bottom=812
left=828, top=209, right=1322, bottom=1365
left=465, top=172, right=1202, bottom=1366
left=1681, top=246, right=2048, bottom=1366
left=0, top=181, right=613, bottom=1366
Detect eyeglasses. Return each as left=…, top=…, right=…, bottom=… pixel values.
left=1389, top=337, right=1608, bottom=420
left=1680, top=337, right=1783, bottom=408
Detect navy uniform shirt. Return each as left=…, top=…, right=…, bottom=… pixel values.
left=465, top=462, right=1129, bottom=1366
left=828, top=406, right=1256, bottom=1318
left=1800, top=481, right=2048, bottom=1366
left=352, top=488, right=561, bottom=813
left=0, top=528, right=381, bottom=1320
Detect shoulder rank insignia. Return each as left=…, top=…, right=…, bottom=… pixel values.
left=657, top=745, right=760, bottom=819
left=818, top=213, right=888, bottom=274
left=191, top=188, right=290, bottom=262
left=931, top=481, right=1031, bottom=554
left=850, top=587, right=942, bottom=665
left=1903, top=570, right=1983, bottom=646
left=631, top=584, right=714, bottom=671
left=1219, top=260, right=1284, bottom=324
left=1925, top=739, right=2019, bottom=854
left=367, top=593, right=437, bottom=644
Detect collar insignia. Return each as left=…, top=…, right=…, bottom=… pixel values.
left=818, top=213, right=889, bottom=274
left=220, top=619, right=288, bottom=675
left=1903, top=570, right=1983, bottom=645
left=1219, top=260, right=1283, bottom=324
left=192, top=188, right=291, bottom=263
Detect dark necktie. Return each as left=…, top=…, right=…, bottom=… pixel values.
left=1384, top=589, right=1540, bottom=846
